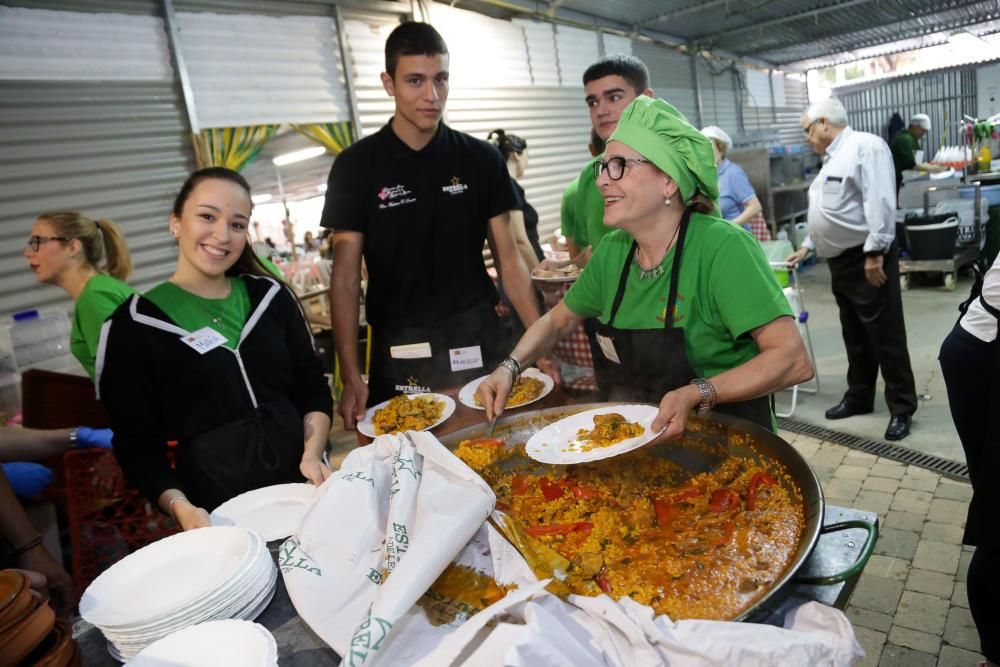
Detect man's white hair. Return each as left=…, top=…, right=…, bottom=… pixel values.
left=805, top=98, right=848, bottom=127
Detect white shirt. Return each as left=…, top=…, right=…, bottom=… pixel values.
left=960, top=254, right=1000, bottom=342
left=802, top=127, right=896, bottom=258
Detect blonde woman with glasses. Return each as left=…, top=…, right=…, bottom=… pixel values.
left=24, top=212, right=134, bottom=380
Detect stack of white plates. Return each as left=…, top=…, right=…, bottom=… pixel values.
left=80, top=526, right=276, bottom=662
left=126, top=620, right=277, bottom=666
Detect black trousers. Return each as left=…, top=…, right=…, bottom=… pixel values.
left=827, top=243, right=918, bottom=416
left=967, top=546, right=1000, bottom=662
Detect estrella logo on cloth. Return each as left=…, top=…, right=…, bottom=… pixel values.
left=377, top=184, right=415, bottom=209
left=441, top=175, right=469, bottom=196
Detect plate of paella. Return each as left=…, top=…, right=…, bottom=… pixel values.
left=458, top=367, right=554, bottom=411
left=525, top=405, right=664, bottom=464
left=357, top=393, right=456, bottom=438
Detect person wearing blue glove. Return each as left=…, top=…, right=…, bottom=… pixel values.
left=2, top=462, right=53, bottom=498
left=0, top=425, right=112, bottom=461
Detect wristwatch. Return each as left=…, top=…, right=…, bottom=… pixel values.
left=864, top=249, right=886, bottom=257
left=68, top=427, right=79, bottom=449
left=689, top=378, right=718, bottom=415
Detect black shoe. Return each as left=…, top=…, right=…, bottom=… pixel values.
left=885, top=414, right=911, bottom=441
left=825, top=400, right=873, bottom=420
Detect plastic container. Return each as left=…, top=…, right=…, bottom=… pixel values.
left=959, top=184, right=1000, bottom=206
left=761, top=239, right=794, bottom=287
left=905, top=219, right=959, bottom=260
left=0, top=372, right=21, bottom=425
left=6, top=310, right=81, bottom=374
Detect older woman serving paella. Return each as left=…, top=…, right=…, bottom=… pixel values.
left=479, top=96, right=813, bottom=436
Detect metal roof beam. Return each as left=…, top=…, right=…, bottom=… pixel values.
left=638, top=0, right=730, bottom=25
left=691, top=0, right=875, bottom=42
left=764, top=11, right=1000, bottom=66
left=734, top=1, right=993, bottom=57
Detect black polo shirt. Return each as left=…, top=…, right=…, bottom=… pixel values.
left=320, top=121, right=517, bottom=328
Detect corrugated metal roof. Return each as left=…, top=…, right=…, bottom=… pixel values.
left=449, top=0, right=1000, bottom=70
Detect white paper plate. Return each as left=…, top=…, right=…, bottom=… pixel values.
left=211, top=483, right=317, bottom=541
left=457, top=368, right=555, bottom=411
left=81, top=527, right=254, bottom=628
left=357, top=393, right=456, bottom=438
left=530, top=269, right=580, bottom=283
left=525, top=405, right=664, bottom=464
left=127, top=620, right=277, bottom=666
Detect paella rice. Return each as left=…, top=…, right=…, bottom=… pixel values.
left=474, top=376, right=546, bottom=408
left=373, top=394, right=445, bottom=435
left=454, top=437, right=804, bottom=621
left=574, top=412, right=645, bottom=451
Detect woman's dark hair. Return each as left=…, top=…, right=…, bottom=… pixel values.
left=385, top=21, right=448, bottom=78
left=172, top=166, right=274, bottom=280
left=487, top=129, right=527, bottom=162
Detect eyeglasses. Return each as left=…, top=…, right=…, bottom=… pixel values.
left=802, top=119, right=821, bottom=137
left=26, top=235, right=72, bottom=252
left=594, top=156, right=653, bottom=181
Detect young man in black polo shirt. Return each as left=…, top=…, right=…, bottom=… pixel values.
left=322, top=22, right=546, bottom=428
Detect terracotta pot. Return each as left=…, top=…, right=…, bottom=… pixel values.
left=0, top=571, right=33, bottom=634
left=23, top=618, right=78, bottom=667
left=0, top=596, right=56, bottom=667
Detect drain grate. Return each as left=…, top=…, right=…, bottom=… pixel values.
left=777, top=418, right=969, bottom=482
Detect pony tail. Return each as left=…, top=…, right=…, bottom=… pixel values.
left=96, top=218, right=134, bottom=281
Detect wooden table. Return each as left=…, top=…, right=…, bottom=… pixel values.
left=356, top=385, right=575, bottom=445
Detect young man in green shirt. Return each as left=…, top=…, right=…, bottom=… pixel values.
left=557, top=55, right=654, bottom=262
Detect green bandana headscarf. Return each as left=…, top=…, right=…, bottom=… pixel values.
left=608, top=95, right=720, bottom=202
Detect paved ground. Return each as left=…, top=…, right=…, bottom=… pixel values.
left=780, top=261, right=968, bottom=463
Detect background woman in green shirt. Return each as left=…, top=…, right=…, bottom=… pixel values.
left=479, top=96, right=813, bottom=438
left=24, top=211, right=134, bottom=380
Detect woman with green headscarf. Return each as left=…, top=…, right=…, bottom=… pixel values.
left=478, top=96, right=813, bottom=437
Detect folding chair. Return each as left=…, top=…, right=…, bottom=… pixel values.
left=770, top=261, right=820, bottom=418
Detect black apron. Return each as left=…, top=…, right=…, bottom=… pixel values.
left=177, top=398, right=304, bottom=512
left=367, top=303, right=510, bottom=406
left=593, top=208, right=774, bottom=431
left=954, top=269, right=1000, bottom=547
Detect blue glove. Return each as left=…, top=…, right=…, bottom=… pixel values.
left=2, top=462, right=54, bottom=498
left=76, top=427, right=113, bottom=449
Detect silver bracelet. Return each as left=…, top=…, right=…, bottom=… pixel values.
left=499, top=356, right=521, bottom=385
left=689, top=378, right=717, bottom=415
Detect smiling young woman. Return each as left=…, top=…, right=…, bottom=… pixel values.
left=24, top=212, right=134, bottom=380
left=96, top=167, right=333, bottom=530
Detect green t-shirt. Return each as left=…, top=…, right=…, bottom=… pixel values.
left=563, top=214, right=793, bottom=378
left=71, top=274, right=135, bottom=380
left=560, top=157, right=612, bottom=250
left=145, top=277, right=251, bottom=349
left=890, top=129, right=920, bottom=181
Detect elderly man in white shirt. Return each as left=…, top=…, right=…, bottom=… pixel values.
left=788, top=98, right=918, bottom=441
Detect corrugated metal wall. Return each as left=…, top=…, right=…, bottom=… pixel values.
left=740, top=67, right=811, bottom=147
left=341, top=9, right=402, bottom=138
left=838, top=68, right=976, bottom=154
left=695, top=57, right=740, bottom=132
left=633, top=43, right=699, bottom=126
left=175, top=10, right=351, bottom=128
left=0, top=3, right=193, bottom=320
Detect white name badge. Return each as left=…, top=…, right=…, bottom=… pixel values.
left=596, top=333, right=622, bottom=365
left=449, top=345, right=484, bottom=372
left=390, top=342, right=433, bottom=359
left=181, top=327, right=227, bottom=355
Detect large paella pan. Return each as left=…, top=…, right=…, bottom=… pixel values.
left=439, top=403, right=876, bottom=622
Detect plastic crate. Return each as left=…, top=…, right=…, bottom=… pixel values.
left=63, top=449, right=178, bottom=602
